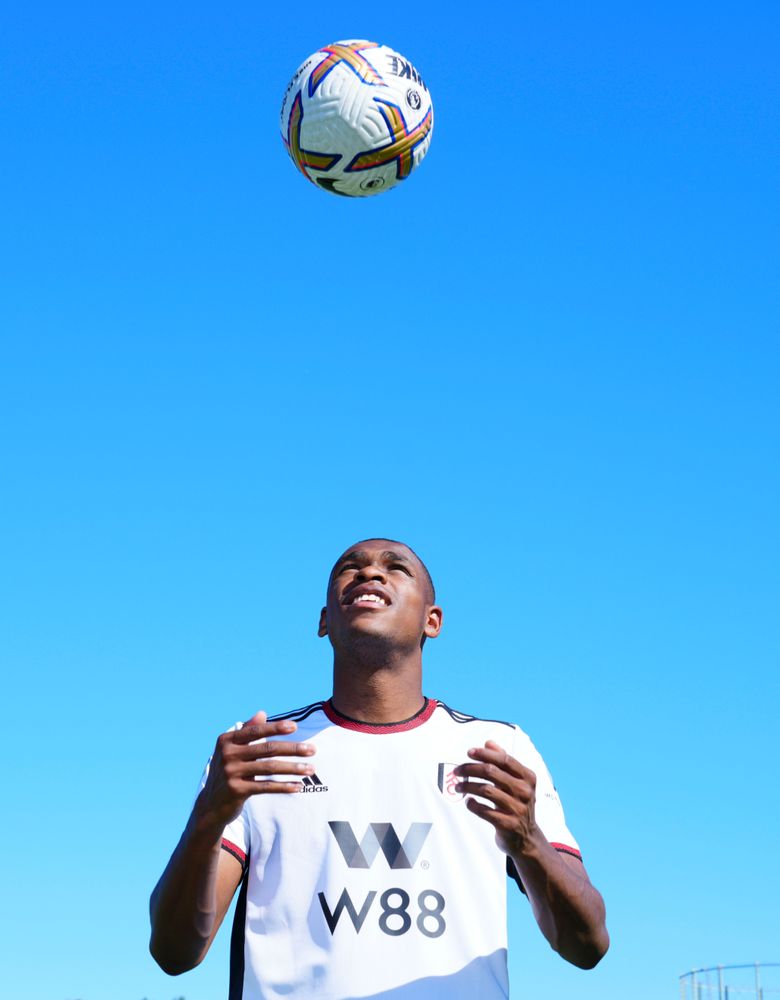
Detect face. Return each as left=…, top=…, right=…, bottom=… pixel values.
left=318, top=540, right=442, bottom=651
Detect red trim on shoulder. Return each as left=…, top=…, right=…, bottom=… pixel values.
left=221, top=838, right=247, bottom=866
left=323, top=697, right=437, bottom=734
left=551, top=842, right=582, bottom=861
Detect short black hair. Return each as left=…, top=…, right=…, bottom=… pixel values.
left=331, top=538, right=436, bottom=604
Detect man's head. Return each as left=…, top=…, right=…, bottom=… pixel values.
left=318, top=538, right=442, bottom=655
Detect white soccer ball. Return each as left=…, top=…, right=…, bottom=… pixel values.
left=280, top=40, right=434, bottom=197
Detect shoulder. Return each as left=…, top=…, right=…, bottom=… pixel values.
left=267, top=701, right=327, bottom=723
left=432, top=699, right=517, bottom=732
left=431, top=701, right=555, bottom=772
left=216, top=702, right=327, bottom=737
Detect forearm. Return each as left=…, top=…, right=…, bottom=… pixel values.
left=149, top=713, right=312, bottom=974
left=510, top=832, right=609, bottom=969
left=149, top=807, right=226, bottom=975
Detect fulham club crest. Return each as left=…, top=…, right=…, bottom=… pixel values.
left=437, top=763, right=464, bottom=802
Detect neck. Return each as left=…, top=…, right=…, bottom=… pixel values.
left=331, top=646, right=424, bottom=724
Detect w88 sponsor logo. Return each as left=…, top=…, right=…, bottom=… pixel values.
left=318, top=887, right=445, bottom=938
left=318, top=820, right=446, bottom=937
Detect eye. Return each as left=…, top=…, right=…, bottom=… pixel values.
left=390, top=563, right=412, bottom=575
left=338, top=562, right=359, bottom=574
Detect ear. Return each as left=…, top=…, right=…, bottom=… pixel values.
left=318, top=606, right=328, bottom=637
left=424, top=605, right=443, bottom=640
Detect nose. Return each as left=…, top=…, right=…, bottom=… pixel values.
left=355, top=561, right=387, bottom=583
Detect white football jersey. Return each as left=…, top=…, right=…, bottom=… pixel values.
left=201, top=699, right=581, bottom=999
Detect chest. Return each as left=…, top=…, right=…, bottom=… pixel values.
left=245, top=725, right=503, bottom=882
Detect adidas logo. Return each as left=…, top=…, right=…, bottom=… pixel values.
left=301, top=773, right=329, bottom=793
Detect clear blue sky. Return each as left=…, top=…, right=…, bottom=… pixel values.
left=1, top=3, right=778, bottom=999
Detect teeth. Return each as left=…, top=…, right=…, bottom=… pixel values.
left=352, top=594, right=386, bottom=606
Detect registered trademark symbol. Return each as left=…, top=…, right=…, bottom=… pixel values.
left=420, top=859, right=430, bottom=870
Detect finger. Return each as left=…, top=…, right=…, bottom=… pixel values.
left=466, top=744, right=536, bottom=783
left=233, top=719, right=299, bottom=745
left=464, top=796, right=518, bottom=831
left=485, top=738, right=539, bottom=770
left=456, top=780, right=518, bottom=812
left=454, top=762, right=528, bottom=798
left=237, top=739, right=316, bottom=761
left=238, top=779, right=307, bottom=795
left=242, top=759, right=316, bottom=778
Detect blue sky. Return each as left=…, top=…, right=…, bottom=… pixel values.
left=1, top=3, right=778, bottom=998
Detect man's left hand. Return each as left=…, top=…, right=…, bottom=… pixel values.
left=454, top=739, right=542, bottom=856
left=455, top=739, right=609, bottom=970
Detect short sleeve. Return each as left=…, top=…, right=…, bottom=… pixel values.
left=196, top=722, right=251, bottom=872
left=511, top=725, right=581, bottom=860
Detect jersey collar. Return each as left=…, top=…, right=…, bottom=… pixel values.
left=323, top=697, right=436, bottom=733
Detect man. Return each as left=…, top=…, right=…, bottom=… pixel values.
left=150, top=539, right=608, bottom=997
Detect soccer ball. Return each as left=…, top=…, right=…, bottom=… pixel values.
left=280, top=40, right=434, bottom=197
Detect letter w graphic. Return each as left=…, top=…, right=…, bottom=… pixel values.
left=328, top=821, right=432, bottom=869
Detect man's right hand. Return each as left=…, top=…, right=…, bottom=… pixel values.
left=195, top=710, right=317, bottom=830
left=150, top=711, right=317, bottom=975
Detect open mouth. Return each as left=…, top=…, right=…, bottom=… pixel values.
left=343, top=587, right=391, bottom=608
